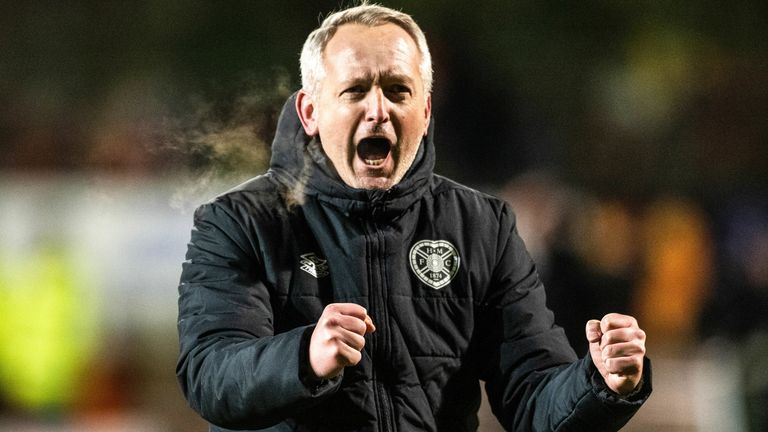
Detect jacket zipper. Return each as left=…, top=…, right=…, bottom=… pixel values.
left=366, top=220, right=394, bottom=432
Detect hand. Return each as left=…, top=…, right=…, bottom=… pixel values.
left=586, top=313, right=646, bottom=395
left=309, top=303, right=376, bottom=380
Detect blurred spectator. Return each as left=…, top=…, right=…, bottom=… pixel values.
left=0, top=242, right=100, bottom=415
left=500, top=172, right=638, bottom=356
left=634, top=196, right=714, bottom=347
left=701, top=198, right=768, bottom=338
left=700, top=197, right=768, bottom=431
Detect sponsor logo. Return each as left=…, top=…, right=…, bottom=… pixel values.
left=409, top=240, right=460, bottom=289
left=299, top=253, right=329, bottom=278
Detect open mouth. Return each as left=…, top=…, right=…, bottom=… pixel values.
left=357, top=137, right=392, bottom=166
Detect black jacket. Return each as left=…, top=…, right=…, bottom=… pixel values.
left=177, top=93, right=651, bottom=431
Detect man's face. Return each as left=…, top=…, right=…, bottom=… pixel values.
left=297, top=23, right=432, bottom=190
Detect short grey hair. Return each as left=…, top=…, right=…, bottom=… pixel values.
left=299, top=3, right=433, bottom=96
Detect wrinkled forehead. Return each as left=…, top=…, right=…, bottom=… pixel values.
left=324, top=22, right=420, bottom=56
left=323, top=24, right=422, bottom=80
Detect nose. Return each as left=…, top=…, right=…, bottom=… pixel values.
left=365, top=87, right=390, bottom=124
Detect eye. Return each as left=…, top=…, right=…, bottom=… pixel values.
left=384, top=84, right=411, bottom=102
left=388, top=84, right=411, bottom=94
left=342, top=85, right=367, bottom=95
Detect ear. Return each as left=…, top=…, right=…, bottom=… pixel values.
left=423, top=94, right=432, bottom=136
left=296, top=89, right=319, bottom=136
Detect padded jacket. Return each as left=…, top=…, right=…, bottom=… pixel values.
left=176, top=93, right=651, bottom=431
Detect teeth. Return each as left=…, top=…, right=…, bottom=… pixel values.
left=364, top=159, right=384, bottom=165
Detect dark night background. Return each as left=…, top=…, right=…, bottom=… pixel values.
left=1, top=1, right=766, bottom=430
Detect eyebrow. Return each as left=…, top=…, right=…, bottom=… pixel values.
left=340, top=71, right=415, bottom=86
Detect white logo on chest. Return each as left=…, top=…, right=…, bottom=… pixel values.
left=409, top=240, right=460, bottom=289
left=299, top=253, right=329, bottom=278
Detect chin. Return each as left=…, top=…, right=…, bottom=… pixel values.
left=356, top=177, right=395, bottom=190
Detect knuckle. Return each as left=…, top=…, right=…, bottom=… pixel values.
left=351, top=334, right=365, bottom=349
left=325, top=316, right=339, bottom=328
left=355, top=319, right=368, bottom=334
left=348, top=351, right=362, bottom=365
left=603, top=331, right=618, bottom=344
left=604, top=357, right=613, bottom=370
left=602, top=346, right=612, bottom=358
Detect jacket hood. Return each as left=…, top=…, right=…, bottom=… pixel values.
left=268, top=92, right=435, bottom=219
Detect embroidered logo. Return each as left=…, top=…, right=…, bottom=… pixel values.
left=299, top=253, right=329, bottom=278
left=409, top=240, right=460, bottom=289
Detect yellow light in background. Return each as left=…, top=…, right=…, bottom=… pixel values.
left=634, top=197, right=713, bottom=345
left=0, top=244, right=100, bottom=412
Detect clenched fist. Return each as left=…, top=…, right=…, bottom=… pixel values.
left=309, top=303, right=376, bottom=380
left=586, top=313, right=646, bottom=395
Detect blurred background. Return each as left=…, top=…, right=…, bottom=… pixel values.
left=1, top=0, right=766, bottom=430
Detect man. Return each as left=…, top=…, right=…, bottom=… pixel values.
left=177, top=4, right=651, bottom=431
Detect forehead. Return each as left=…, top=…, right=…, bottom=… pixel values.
left=323, top=23, right=421, bottom=80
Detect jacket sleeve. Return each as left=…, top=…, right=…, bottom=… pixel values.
left=479, top=204, right=651, bottom=431
left=176, top=201, right=341, bottom=430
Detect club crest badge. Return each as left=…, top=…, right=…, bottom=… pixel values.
left=299, top=253, right=329, bottom=278
left=409, top=240, right=460, bottom=289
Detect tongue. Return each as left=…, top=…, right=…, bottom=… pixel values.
left=358, top=138, right=391, bottom=162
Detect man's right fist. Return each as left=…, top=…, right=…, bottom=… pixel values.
left=309, top=303, right=376, bottom=380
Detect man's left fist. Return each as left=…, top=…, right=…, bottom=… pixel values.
left=586, top=313, right=646, bottom=395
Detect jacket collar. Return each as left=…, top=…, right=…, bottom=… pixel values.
left=269, top=92, right=435, bottom=220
